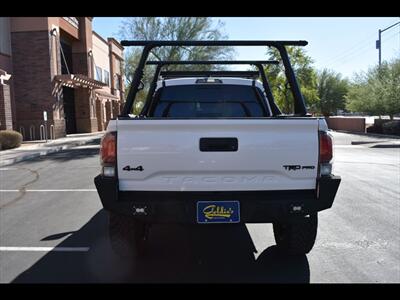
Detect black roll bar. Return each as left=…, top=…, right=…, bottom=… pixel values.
left=159, top=70, right=260, bottom=79
left=120, top=40, right=308, bottom=116
left=146, top=60, right=280, bottom=65
left=120, top=40, right=308, bottom=47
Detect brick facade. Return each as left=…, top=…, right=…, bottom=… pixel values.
left=10, top=30, right=66, bottom=140
left=74, top=88, right=98, bottom=132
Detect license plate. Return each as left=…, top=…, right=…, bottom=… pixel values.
left=197, top=201, right=240, bottom=224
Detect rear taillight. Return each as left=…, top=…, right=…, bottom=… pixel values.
left=319, top=131, right=333, bottom=163
left=319, top=131, right=333, bottom=176
left=100, top=132, right=116, bottom=177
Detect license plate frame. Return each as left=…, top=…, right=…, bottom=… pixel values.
left=196, top=201, right=240, bottom=224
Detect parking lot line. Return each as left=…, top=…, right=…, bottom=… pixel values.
left=0, top=247, right=90, bottom=252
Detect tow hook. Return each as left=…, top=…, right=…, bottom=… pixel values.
left=133, top=205, right=148, bottom=216
left=290, top=204, right=304, bottom=214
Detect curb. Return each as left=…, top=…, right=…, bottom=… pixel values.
left=370, top=144, right=400, bottom=149
left=332, top=130, right=400, bottom=139
left=0, top=137, right=101, bottom=167
left=351, top=141, right=383, bottom=145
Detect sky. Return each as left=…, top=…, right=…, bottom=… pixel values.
left=93, top=17, right=400, bottom=79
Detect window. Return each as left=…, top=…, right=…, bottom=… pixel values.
left=60, top=40, right=73, bottom=75
left=115, top=75, right=121, bottom=90
left=95, top=66, right=102, bottom=82
left=151, top=84, right=268, bottom=118
left=115, top=59, right=121, bottom=73
left=103, top=70, right=110, bottom=86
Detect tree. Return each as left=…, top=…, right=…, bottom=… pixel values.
left=316, top=69, right=349, bottom=116
left=264, top=46, right=319, bottom=114
left=118, top=17, right=235, bottom=114
left=346, top=58, right=400, bottom=119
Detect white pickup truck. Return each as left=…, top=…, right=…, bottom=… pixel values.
left=94, top=40, right=341, bottom=258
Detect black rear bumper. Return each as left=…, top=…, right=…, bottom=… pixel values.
left=94, top=175, right=340, bottom=223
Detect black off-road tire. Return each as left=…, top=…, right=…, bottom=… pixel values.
left=273, top=214, right=318, bottom=255
left=108, top=212, right=148, bottom=258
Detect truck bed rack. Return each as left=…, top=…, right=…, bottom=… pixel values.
left=120, top=40, right=308, bottom=116
left=159, top=70, right=260, bottom=79
left=146, top=60, right=279, bottom=66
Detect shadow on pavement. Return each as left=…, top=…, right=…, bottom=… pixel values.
left=12, top=209, right=310, bottom=283
left=17, top=146, right=100, bottom=164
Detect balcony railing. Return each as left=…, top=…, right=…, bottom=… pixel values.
left=63, top=17, right=79, bottom=29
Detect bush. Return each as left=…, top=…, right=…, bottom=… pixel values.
left=366, top=124, right=382, bottom=134
left=366, top=119, right=391, bottom=134
left=382, top=120, right=400, bottom=136
left=0, top=130, right=23, bottom=150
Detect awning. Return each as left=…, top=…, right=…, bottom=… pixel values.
left=95, top=89, right=120, bottom=100
left=53, top=74, right=106, bottom=89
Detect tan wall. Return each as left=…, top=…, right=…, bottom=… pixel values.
left=0, top=17, right=12, bottom=56
left=92, top=32, right=111, bottom=93
left=326, top=117, right=366, bottom=133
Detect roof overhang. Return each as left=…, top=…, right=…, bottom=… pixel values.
left=53, top=74, right=106, bottom=89
left=95, top=89, right=120, bottom=100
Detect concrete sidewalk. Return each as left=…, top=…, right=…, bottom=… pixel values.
left=0, top=132, right=104, bottom=167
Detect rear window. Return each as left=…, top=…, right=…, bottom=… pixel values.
left=150, top=84, right=269, bottom=118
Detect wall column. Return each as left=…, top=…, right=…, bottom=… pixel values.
left=0, top=83, right=13, bottom=130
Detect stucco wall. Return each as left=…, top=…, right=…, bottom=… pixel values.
left=0, top=18, right=12, bottom=56
left=326, top=117, right=366, bottom=133
left=92, top=32, right=111, bottom=93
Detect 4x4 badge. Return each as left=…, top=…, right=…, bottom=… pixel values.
left=123, top=165, right=144, bottom=172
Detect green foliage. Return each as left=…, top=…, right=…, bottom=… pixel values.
left=264, top=47, right=319, bottom=114
left=316, top=69, right=349, bottom=116
left=118, top=17, right=235, bottom=114
left=346, top=59, right=400, bottom=119
left=0, top=130, right=23, bottom=150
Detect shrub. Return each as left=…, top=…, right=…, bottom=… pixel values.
left=366, top=119, right=391, bottom=134
left=382, top=120, right=400, bottom=136
left=0, top=130, right=23, bottom=150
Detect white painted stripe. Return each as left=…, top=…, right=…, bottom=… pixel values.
left=0, top=246, right=90, bottom=252
left=0, top=189, right=96, bottom=192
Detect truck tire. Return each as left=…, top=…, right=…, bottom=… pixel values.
left=108, top=212, right=147, bottom=258
left=273, top=214, right=318, bottom=255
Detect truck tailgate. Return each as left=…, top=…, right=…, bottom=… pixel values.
left=116, top=119, right=319, bottom=191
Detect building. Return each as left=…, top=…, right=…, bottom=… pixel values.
left=0, top=17, right=125, bottom=140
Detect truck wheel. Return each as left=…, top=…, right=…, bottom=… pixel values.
left=273, top=214, right=318, bottom=255
left=108, top=212, right=148, bottom=258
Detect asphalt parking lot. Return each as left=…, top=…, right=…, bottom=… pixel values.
left=0, top=131, right=399, bottom=283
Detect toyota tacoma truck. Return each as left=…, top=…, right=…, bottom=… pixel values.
left=94, top=40, right=341, bottom=258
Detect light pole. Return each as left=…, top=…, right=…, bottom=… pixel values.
left=376, top=21, right=400, bottom=67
